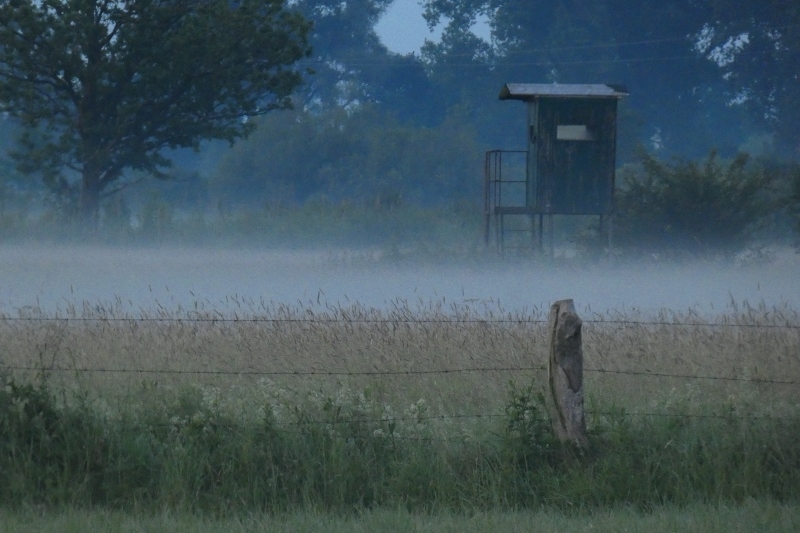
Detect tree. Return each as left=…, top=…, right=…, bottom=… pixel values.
left=293, top=0, right=391, bottom=109
left=210, top=105, right=485, bottom=208
left=0, top=0, right=311, bottom=224
left=793, top=170, right=800, bottom=246
left=292, top=0, right=439, bottom=124
left=420, top=0, right=748, bottom=157
left=700, top=0, right=800, bottom=155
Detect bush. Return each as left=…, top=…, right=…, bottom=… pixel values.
left=614, top=150, right=772, bottom=255
left=792, top=166, right=800, bottom=247
left=0, top=374, right=107, bottom=505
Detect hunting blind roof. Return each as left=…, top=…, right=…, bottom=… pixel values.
left=499, top=83, right=628, bottom=100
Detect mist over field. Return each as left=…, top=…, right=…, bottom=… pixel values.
left=3, top=1, right=800, bottom=525
left=1, top=244, right=797, bottom=316
left=1, top=1, right=798, bottom=308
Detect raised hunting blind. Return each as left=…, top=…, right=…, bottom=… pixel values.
left=485, top=83, right=627, bottom=253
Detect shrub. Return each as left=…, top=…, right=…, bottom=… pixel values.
left=792, top=166, right=800, bottom=247
left=0, top=374, right=106, bottom=505
left=614, top=150, right=771, bottom=255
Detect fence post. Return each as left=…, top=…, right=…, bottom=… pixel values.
left=546, top=299, right=588, bottom=448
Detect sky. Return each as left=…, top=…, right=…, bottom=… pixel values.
left=375, top=0, right=442, bottom=55
left=376, top=0, right=491, bottom=55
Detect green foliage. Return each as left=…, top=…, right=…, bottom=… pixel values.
left=137, top=191, right=174, bottom=243
left=420, top=0, right=736, bottom=156
left=0, top=192, right=484, bottom=248
left=292, top=1, right=439, bottom=123
left=211, top=105, right=486, bottom=209
left=704, top=1, right=800, bottom=152
left=0, top=373, right=106, bottom=505
left=0, top=0, right=311, bottom=222
left=2, top=502, right=800, bottom=532
left=499, top=381, right=559, bottom=504
left=502, top=381, right=555, bottom=467
left=419, top=0, right=796, bottom=155
left=614, top=150, right=772, bottom=254
left=793, top=167, right=800, bottom=246
left=2, top=375, right=799, bottom=513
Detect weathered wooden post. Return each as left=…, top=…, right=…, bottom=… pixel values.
left=546, top=299, right=588, bottom=448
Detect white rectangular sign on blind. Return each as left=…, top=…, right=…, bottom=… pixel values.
left=556, top=125, right=595, bottom=141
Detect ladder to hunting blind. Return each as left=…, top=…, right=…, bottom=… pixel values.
left=484, top=150, right=552, bottom=254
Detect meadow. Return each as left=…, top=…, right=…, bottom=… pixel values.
left=1, top=294, right=799, bottom=527
left=4, top=501, right=800, bottom=532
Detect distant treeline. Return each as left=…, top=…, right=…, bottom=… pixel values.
left=0, top=0, right=799, bottom=253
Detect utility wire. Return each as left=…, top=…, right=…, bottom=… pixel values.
left=299, top=20, right=800, bottom=68
left=304, top=21, right=800, bottom=63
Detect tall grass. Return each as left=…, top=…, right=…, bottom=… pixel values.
left=1, top=298, right=799, bottom=513
left=6, top=500, right=800, bottom=532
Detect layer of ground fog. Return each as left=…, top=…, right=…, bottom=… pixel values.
left=0, top=244, right=798, bottom=315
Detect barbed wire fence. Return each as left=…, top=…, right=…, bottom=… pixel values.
left=1, top=315, right=799, bottom=327
left=1, top=312, right=799, bottom=434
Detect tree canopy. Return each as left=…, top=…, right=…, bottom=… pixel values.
left=0, top=0, right=311, bottom=222
left=701, top=0, right=800, bottom=153
left=291, top=0, right=439, bottom=124
left=211, top=105, right=484, bottom=208
left=1, top=0, right=799, bottom=248
left=420, top=0, right=741, bottom=155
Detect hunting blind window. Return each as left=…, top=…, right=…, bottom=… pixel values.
left=556, top=125, right=596, bottom=141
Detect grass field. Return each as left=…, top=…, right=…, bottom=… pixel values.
left=1, top=297, right=799, bottom=519
left=3, top=296, right=798, bottom=412
left=2, top=500, right=800, bottom=532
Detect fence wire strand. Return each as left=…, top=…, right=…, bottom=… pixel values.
left=2, top=313, right=798, bottom=426
left=0, top=315, right=798, bottom=329
left=4, top=364, right=798, bottom=386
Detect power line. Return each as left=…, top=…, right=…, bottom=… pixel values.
left=315, top=47, right=790, bottom=69
left=308, top=21, right=800, bottom=64
left=301, top=20, right=800, bottom=68
left=306, top=54, right=704, bottom=68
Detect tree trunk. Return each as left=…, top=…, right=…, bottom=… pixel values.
left=80, top=167, right=102, bottom=229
